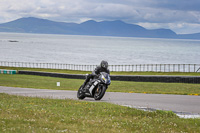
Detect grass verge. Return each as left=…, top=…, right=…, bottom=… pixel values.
left=0, top=93, right=200, bottom=132
left=1, top=66, right=200, bottom=76
left=1, top=74, right=200, bottom=95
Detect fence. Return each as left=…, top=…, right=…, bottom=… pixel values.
left=0, top=61, right=200, bottom=72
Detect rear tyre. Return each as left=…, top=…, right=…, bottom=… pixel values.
left=77, top=85, right=85, bottom=100
left=94, top=85, right=106, bottom=100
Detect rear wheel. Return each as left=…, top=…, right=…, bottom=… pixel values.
left=77, top=85, right=85, bottom=100
left=94, top=85, right=106, bottom=100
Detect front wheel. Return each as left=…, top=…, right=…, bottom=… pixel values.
left=77, top=85, right=85, bottom=100
left=94, top=85, right=107, bottom=100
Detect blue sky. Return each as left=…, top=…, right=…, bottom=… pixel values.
left=0, top=0, right=200, bottom=34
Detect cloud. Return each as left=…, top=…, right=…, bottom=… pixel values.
left=0, top=0, right=200, bottom=33
left=152, top=0, right=200, bottom=11
left=1, top=0, right=199, bottom=23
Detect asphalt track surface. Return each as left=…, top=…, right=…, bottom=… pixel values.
left=1, top=86, right=200, bottom=116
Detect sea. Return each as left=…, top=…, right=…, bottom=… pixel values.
left=0, top=32, right=200, bottom=65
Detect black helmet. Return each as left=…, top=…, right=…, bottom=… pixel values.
left=100, top=60, right=108, bottom=69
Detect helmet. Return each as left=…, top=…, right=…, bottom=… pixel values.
left=100, top=60, right=108, bottom=69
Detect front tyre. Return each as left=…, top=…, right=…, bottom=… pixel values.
left=94, top=85, right=106, bottom=100
left=77, top=85, right=85, bottom=100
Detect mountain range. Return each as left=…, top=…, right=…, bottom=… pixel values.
left=0, top=17, right=199, bottom=40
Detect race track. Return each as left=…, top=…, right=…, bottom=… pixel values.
left=1, top=86, right=200, bottom=116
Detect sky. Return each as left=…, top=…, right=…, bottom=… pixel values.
left=0, top=0, right=200, bottom=34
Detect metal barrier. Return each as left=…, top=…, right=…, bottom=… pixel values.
left=18, top=70, right=200, bottom=84
left=0, top=61, right=200, bottom=72
left=197, top=67, right=200, bottom=72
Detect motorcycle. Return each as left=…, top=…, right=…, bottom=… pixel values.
left=77, top=72, right=111, bottom=100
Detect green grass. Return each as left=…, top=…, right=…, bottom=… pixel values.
left=0, top=93, right=200, bottom=133
left=1, top=66, right=200, bottom=76
left=1, top=74, right=200, bottom=95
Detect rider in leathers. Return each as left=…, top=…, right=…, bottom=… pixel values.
left=82, top=60, right=110, bottom=89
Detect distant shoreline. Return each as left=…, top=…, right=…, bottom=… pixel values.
left=1, top=32, right=200, bottom=42
left=0, top=17, right=200, bottom=40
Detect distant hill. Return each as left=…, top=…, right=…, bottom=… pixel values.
left=0, top=17, right=199, bottom=39
left=178, top=33, right=200, bottom=40
left=0, top=17, right=78, bottom=34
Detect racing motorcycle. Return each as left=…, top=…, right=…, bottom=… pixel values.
left=77, top=72, right=111, bottom=100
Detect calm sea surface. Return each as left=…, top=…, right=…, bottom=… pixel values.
left=0, top=32, right=200, bottom=65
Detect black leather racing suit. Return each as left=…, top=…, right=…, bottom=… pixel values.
left=83, top=65, right=110, bottom=87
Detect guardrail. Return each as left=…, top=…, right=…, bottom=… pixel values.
left=18, top=70, right=200, bottom=84
left=0, top=61, right=200, bottom=72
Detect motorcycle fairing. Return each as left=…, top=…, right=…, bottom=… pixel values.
left=89, top=80, right=101, bottom=95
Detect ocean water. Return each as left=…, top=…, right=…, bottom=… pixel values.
left=0, top=32, right=200, bottom=65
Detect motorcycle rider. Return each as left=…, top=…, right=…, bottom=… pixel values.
left=82, top=60, right=110, bottom=89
